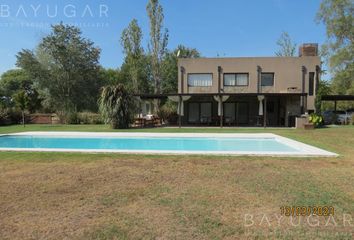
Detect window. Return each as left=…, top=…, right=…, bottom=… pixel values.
left=261, top=73, right=274, bottom=86
left=188, top=73, right=212, bottom=87
left=309, top=72, right=314, bottom=96
left=224, top=73, right=249, bottom=86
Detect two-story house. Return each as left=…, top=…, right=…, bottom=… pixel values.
left=173, top=43, right=321, bottom=127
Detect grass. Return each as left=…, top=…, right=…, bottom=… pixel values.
left=0, top=124, right=353, bottom=239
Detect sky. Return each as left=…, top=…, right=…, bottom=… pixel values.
left=0, top=0, right=328, bottom=78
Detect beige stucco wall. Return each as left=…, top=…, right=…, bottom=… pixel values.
left=178, top=57, right=321, bottom=111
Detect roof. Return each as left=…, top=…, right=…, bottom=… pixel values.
left=135, top=92, right=307, bottom=100
left=321, top=95, right=354, bottom=101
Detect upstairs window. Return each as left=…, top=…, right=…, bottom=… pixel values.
left=188, top=73, right=212, bottom=87
left=309, top=72, right=314, bottom=96
left=261, top=73, right=274, bottom=86
left=224, top=73, right=249, bottom=86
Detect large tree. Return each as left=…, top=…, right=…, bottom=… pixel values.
left=16, top=23, right=102, bottom=114
left=275, top=32, right=297, bottom=57
left=0, top=69, right=41, bottom=111
left=0, top=69, right=30, bottom=107
left=162, top=45, right=200, bottom=93
left=147, top=0, right=169, bottom=109
left=99, top=68, right=124, bottom=86
left=120, top=19, right=150, bottom=93
left=317, top=0, right=354, bottom=94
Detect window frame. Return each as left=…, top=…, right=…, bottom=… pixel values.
left=261, top=72, right=275, bottom=87
left=223, top=73, right=249, bottom=87
left=187, top=73, right=213, bottom=87
left=309, top=72, right=315, bottom=96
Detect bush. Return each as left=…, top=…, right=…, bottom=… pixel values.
left=57, top=111, right=79, bottom=124
left=99, top=84, right=136, bottom=129
left=158, top=100, right=178, bottom=124
left=0, top=108, right=23, bottom=125
left=0, top=108, right=10, bottom=125
left=77, top=112, right=103, bottom=124
left=309, top=113, right=323, bottom=128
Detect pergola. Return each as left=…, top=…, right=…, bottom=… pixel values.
left=136, top=92, right=307, bottom=128
left=321, top=95, right=354, bottom=111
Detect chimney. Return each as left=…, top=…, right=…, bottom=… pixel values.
left=299, top=43, right=318, bottom=57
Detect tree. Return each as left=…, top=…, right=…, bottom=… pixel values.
left=317, top=0, right=354, bottom=94
left=99, top=68, right=125, bottom=86
left=16, top=23, right=102, bottom=114
left=275, top=32, right=297, bottom=57
left=0, top=69, right=30, bottom=108
left=0, top=69, right=42, bottom=112
left=147, top=0, right=169, bottom=109
left=121, top=19, right=150, bottom=93
left=99, top=84, right=136, bottom=129
left=315, top=80, right=332, bottom=113
left=13, top=90, right=29, bottom=127
left=161, top=45, right=200, bottom=93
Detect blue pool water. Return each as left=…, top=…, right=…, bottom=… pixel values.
left=0, top=135, right=300, bottom=153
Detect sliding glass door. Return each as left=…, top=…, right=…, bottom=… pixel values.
left=223, top=102, right=249, bottom=125
left=188, top=102, right=212, bottom=123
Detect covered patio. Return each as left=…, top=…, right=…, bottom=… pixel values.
left=137, top=93, right=307, bottom=128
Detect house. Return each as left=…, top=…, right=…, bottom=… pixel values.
left=174, top=43, right=321, bottom=127
left=138, top=43, right=321, bottom=127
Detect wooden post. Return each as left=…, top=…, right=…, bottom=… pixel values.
left=180, top=67, right=185, bottom=94
left=178, top=96, right=182, bottom=128
left=301, top=66, right=306, bottom=114
left=257, top=66, right=262, bottom=93
left=334, top=101, right=337, bottom=112
left=219, top=96, right=223, bottom=128
left=263, top=97, right=267, bottom=128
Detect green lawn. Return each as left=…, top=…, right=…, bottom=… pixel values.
left=0, top=124, right=353, bottom=239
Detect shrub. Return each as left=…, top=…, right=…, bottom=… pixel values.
left=309, top=113, right=323, bottom=127
left=99, top=84, right=136, bottom=129
left=77, top=112, right=103, bottom=124
left=0, top=108, right=23, bottom=125
left=57, top=111, right=79, bottom=124
left=157, top=100, right=177, bottom=123
left=0, top=108, right=10, bottom=125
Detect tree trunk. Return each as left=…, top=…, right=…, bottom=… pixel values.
left=22, top=111, right=25, bottom=128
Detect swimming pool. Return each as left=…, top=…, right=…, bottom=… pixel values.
left=0, top=132, right=337, bottom=157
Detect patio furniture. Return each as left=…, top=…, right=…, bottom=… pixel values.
left=134, top=118, right=146, bottom=127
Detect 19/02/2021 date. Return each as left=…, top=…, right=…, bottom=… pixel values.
left=280, top=206, right=335, bottom=216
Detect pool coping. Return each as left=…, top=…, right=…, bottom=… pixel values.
left=0, top=131, right=338, bottom=157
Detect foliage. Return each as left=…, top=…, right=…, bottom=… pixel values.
left=0, top=108, right=22, bottom=126
left=161, top=45, right=200, bottom=93
left=13, top=90, right=28, bottom=111
left=157, top=100, right=178, bottom=123
left=317, top=0, right=354, bottom=94
left=309, top=113, right=324, bottom=127
left=0, top=69, right=29, bottom=103
left=12, top=90, right=29, bottom=126
left=147, top=0, right=169, bottom=110
left=56, top=111, right=80, bottom=124
left=275, top=32, right=297, bottom=57
left=0, top=108, right=10, bottom=125
left=0, top=69, right=41, bottom=112
left=121, top=19, right=150, bottom=93
left=99, top=84, right=136, bottom=129
left=99, top=68, right=124, bottom=86
left=16, top=23, right=102, bottom=114
left=315, top=80, right=332, bottom=113
left=77, top=112, right=103, bottom=124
